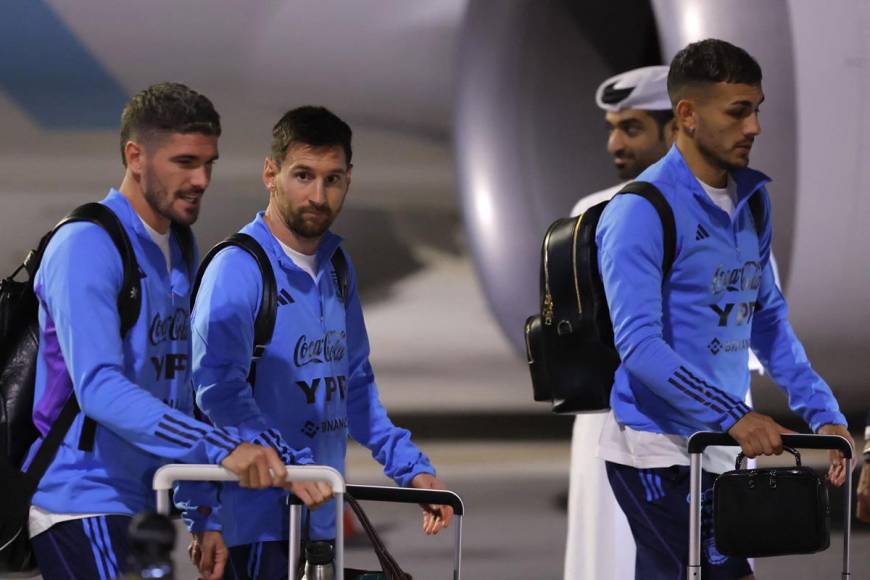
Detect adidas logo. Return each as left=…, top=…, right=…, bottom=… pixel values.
left=695, top=224, right=710, bottom=241
left=276, top=288, right=294, bottom=306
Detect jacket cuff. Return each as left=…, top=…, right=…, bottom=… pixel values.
left=251, top=428, right=315, bottom=466
left=717, top=406, right=751, bottom=434
left=202, top=425, right=245, bottom=465
left=396, top=464, right=436, bottom=488
left=183, top=506, right=223, bottom=533
left=809, top=411, right=848, bottom=433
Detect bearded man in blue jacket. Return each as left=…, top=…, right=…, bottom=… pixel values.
left=187, top=106, right=452, bottom=579
left=25, top=83, right=290, bottom=580
left=597, top=39, right=854, bottom=580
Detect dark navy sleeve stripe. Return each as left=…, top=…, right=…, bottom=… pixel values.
left=257, top=432, right=282, bottom=456
left=678, top=366, right=750, bottom=410
left=204, top=435, right=235, bottom=453
left=680, top=365, right=747, bottom=408
left=673, top=369, right=749, bottom=417
left=157, top=421, right=199, bottom=443
left=667, top=378, right=725, bottom=414
left=672, top=373, right=744, bottom=421
left=271, top=432, right=292, bottom=456
left=163, top=414, right=208, bottom=436
left=672, top=370, right=741, bottom=416
left=155, top=431, right=194, bottom=448
left=212, top=428, right=242, bottom=447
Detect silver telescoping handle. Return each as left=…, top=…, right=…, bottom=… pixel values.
left=686, top=432, right=854, bottom=580
left=153, top=464, right=346, bottom=580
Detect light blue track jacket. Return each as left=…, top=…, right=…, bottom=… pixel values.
left=190, top=213, right=434, bottom=545
left=25, top=189, right=243, bottom=521
left=598, top=146, right=846, bottom=436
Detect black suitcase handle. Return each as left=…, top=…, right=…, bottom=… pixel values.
left=687, top=431, right=853, bottom=457
left=289, top=484, right=465, bottom=515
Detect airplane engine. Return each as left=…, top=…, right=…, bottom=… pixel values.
left=455, top=0, right=868, bottom=411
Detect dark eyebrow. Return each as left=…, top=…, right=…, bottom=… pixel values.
left=170, top=154, right=219, bottom=163
left=292, top=163, right=347, bottom=175
left=617, top=119, right=644, bottom=129
left=730, top=95, right=765, bottom=108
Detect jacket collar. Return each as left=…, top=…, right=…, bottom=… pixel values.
left=100, top=188, right=195, bottom=288
left=101, top=188, right=164, bottom=248
left=245, top=212, right=343, bottom=274
left=663, top=144, right=771, bottom=206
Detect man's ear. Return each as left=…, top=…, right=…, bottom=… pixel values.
left=262, top=158, right=278, bottom=195
left=124, top=141, right=144, bottom=174
left=675, top=99, right=696, bottom=136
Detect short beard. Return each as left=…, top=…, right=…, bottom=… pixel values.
left=283, top=206, right=334, bottom=239
left=142, top=179, right=175, bottom=223
left=617, top=161, right=641, bottom=181
left=695, top=136, right=740, bottom=173
left=142, top=165, right=199, bottom=227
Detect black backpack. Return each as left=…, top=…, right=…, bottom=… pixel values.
left=191, top=233, right=349, bottom=387
left=524, top=181, right=763, bottom=414
left=0, top=203, right=141, bottom=572
left=0, top=203, right=193, bottom=573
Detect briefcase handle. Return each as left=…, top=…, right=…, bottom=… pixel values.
left=735, top=445, right=800, bottom=471
left=687, top=432, right=853, bottom=457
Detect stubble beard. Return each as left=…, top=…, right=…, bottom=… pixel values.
left=283, top=205, right=334, bottom=240
left=142, top=165, right=200, bottom=227
left=695, top=133, right=743, bottom=173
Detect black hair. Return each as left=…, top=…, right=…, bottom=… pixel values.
left=647, top=109, right=675, bottom=140
left=667, top=39, right=762, bottom=105
left=119, top=82, right=220, bottom=166
left=270, top=106, right=353, bottom=167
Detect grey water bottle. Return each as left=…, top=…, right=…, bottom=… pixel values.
left=302, top=541, right=335, bottom=580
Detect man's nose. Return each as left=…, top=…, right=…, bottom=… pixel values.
left=607, top=131, right=625, bottom=156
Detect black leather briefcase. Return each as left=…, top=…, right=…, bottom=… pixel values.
left=713, top=447, right=830, bottom=558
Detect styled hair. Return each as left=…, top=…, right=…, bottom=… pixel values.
left=270, top=106, right=352, bottom=167
left=119, top=82, right=221, bottom=166
left=667, top=39, right=762, bottom=105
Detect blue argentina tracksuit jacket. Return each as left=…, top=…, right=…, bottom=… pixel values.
left=25, top=189, right=242, bottom=521
left=598, top=145, right=846, bottom=436
left=191, top=213, right=434, bottom=545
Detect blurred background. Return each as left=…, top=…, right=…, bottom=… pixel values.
left=1, top=0, right=867, bottom=578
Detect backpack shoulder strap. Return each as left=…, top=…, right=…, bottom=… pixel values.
left=27, top=203, right=142, bottom=458
left=614, top=181, right=677, bottom=276
left=330, top=246, right=350, bottom=306
left=191, top=233, right=277, bottom=360
left=48, top=203, right=143, bottom=334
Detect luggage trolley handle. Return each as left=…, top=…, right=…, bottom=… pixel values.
left=686, top=432, right=854, bottom=580
left=290, top=484, right=465, bottom=580
left=152, top=464, right=346, bottom=580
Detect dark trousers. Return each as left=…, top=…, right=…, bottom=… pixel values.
left=226, top=540, right=290, bottom=580
left=605, top=461, right=753, bottom=580
left=31, top=515, right=131, bottom=580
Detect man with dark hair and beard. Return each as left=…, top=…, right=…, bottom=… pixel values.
left=24, top=82, right=290, bottom=580
left=565, top=65, right=675, bottom=580
left=186, top=106, right=452, bottom=579
left=597, top=39, right=852, bottom=579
